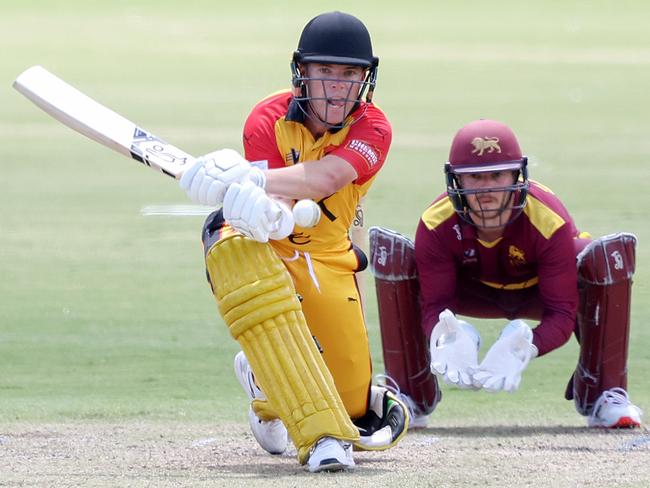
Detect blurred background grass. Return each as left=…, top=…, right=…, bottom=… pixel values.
left=1, top=0, right=649, bottom=425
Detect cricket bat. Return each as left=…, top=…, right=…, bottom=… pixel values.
left=13, top=65, right=323, bottom=228
left=13, top=65, right=193, bottom=179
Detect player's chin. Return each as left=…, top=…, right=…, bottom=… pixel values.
left=324, top=104, right=350, bottom=122
left=472, top=209, right=502, bottom=221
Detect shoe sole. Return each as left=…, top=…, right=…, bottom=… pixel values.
left=609, top=416, right=641, bottom=429
left=308, top=459, right=353, bottom=473
left=589, top=416, right=641, bottom=429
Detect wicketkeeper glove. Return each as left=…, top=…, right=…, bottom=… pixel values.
left=472, top=320, right=538, bottom=393
left=429, top=309, right=481, bottom=389
left=179, top=148, right=266, bottom=207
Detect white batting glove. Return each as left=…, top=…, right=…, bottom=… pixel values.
left=472, top=320, right=538, bottom=393
left=430, top=309, right=481, bottom=389
left=268, top=200, right=295, bottom=241
left=223, top=181, right=290, bottom=243
left=179, top=148, right=266, bottom=207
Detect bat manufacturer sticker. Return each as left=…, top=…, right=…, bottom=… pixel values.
left=130, top=127, right=190, bottom=167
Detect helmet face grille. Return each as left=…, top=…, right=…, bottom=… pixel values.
left=446, top=177, right=529, bottom=229
left=290, top=71, right=375, bottom=130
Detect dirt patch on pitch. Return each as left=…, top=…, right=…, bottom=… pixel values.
left=1, top=422, right=649, bottom=487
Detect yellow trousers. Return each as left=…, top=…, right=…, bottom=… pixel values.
left=272, top=244, right=372, bottom=419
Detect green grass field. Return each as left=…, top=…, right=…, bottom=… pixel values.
left=1, top=1, right=650, bottom=485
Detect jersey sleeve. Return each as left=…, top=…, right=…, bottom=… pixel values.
left=532, top=223, right=579, bottom=356
left=414, top=218, right=459, bottom=339
left=242, top=98, right=286, bottom=168
left=329, top=105, right=392, bottom=184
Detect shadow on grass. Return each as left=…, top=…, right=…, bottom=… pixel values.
left=415, top=425, right=593, bottom=437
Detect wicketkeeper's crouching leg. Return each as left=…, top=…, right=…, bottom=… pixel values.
left=567, top=233, right=643, bottom=427
left=205, top=234, right=359, bottom=463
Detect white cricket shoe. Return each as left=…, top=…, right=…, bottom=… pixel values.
left=587, top=387, right=643, bottom=428
left=306, top=437, right=355, bottom=473
left=234, top=351, right=288, bottom=454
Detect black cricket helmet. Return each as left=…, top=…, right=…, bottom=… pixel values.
left=291, top=11, right=379, bottom=128
left=445, top=119, right=529, bottom=228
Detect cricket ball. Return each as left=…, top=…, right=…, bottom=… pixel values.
left=292, top=199, right=321, bottom=228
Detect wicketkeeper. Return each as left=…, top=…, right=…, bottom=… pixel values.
left=179, top=11, right=409, bottom=472
left=370, top=119, right=642, bottom=429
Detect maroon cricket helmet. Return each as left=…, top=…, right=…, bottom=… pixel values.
left=445, top=119, right=529, bottom=227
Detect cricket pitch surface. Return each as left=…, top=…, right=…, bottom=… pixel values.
left=1, top=422, right=649, bottom=487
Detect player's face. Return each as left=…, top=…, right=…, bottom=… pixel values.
left=303, top=63, right=365, bottom=127
left=459, top=171, right=517, bottom=227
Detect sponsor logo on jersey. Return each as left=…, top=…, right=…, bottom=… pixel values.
left=346, top=139, right=379, bottom=167
left=471, top=137, right=501, bottom=156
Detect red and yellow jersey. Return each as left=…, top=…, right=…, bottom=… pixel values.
left=242, top=91, right=392, bottom=256
left=414, top=180, right=583, bottom=356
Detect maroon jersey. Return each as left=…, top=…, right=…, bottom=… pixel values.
left=415, top=181, right=581, bottom=356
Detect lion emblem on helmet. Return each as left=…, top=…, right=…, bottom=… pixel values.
left=471, top=137, right=501, bottom=156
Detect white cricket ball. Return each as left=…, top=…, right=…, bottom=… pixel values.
left=292, top=199, right=321, bottom=228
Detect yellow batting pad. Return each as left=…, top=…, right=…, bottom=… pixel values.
left=206, top=235, right=359, bottom=463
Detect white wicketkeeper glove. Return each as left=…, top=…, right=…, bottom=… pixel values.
left=223, top=181, right=293, bottom=243
left=472, top=320, right=538, bottom=393
left=179, top=148, right=266, bottom=207
left=429, top=309, right=481, bottom=389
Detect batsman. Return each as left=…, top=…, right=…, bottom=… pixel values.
left=370, top=119, right=642, bottom=429
left=179, top=11, right=409, bottom=472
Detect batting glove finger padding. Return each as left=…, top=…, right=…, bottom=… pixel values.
left=198, top=175, right=214, bottom=206
left=205, top=179, right=227, bottom=207
left=189, top=165, right=208, bottom=201
left=224, top=182, right=284, bottom=243
left=180, top=148, right=265, bottom=207
left=268, top=201, right=294, bottom=241
left=178, top=158, right=202, bottom=191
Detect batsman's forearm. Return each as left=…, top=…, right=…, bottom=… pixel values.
left=264, top=155, right=357, bottom=200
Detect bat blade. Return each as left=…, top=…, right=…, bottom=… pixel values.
left=13, top=65, right=194, bottom=179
